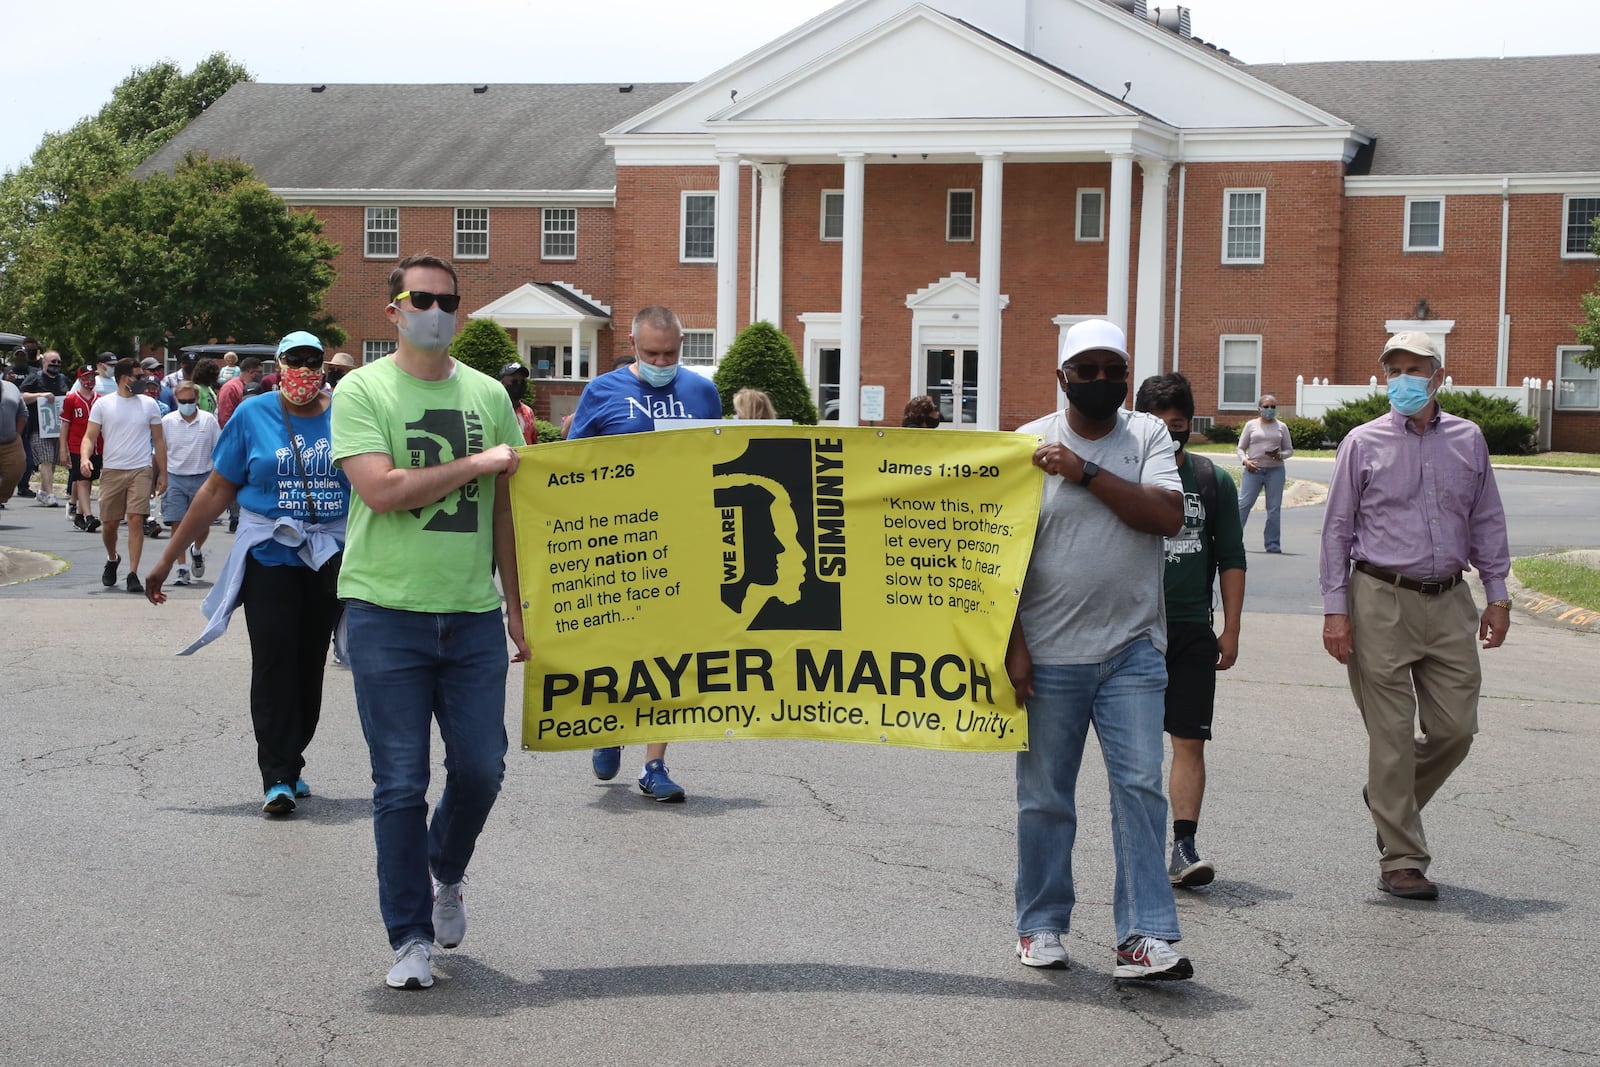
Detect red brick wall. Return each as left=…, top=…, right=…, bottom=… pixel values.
left=1170, top=162, right=1345, bottom=424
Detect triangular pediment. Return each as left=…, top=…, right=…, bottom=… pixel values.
left=470, top=283, right=611, bottom=324
left=905, top=273, right=1009, bottom=310
left=713, top=7, right=1131, bottom=124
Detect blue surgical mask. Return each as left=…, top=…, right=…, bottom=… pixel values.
left=396, top=305, right=456, bottom=353
left=636, top=360, right=679, bottom=388
left=178, top=401, right=198, bottom=417
left=1387, top=373, right=1435, bottom=416
left=1259, top=406, right=1277, bottom=418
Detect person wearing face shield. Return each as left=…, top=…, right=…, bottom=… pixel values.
left=567, top=305, right=723, bottom=804
left=499, top=362, right=537, bottom=444
left=1319, top=331, right=1511, bottom=902
left=1007, top=319, right=1191, bottom=981
left=1235, top=393, right=1293, bottom=553
left=145, top=331, right=349, bottom=819
left=331, top=253, right=528, bottom=992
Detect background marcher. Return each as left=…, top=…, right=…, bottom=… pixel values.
left=0, top=375, right=24, bottom=506
left=732, top=387, right=776, bottom=420
left=158, top=380, right=220, bottom=584
left=1235, top=394, right=1293, bottom=553
left=79, top=358, right=166, bottom=593
left=61, top=368, right=103, bottom=531
left=902, top=394, right=941, bottom=428
left=1319, top=331, right=1511, bottom=902
left=20, top=349, right=69, bottom=507
left=500, top=361, right=537, bottom=444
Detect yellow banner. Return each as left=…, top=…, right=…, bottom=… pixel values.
left=510, top=426, right=1042, bottom=752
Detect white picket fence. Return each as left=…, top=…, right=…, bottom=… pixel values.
left=1294, top=376, right=1554, bottom=451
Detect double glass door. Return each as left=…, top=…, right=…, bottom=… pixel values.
left=924, top=347, right=978, bottom=425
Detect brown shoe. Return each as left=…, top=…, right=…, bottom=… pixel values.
left=1379, top=868, right=1438, bottom=900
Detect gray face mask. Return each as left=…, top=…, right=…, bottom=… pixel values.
left=397, top=305, right=456, bottom=352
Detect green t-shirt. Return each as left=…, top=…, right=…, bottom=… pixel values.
left=1163, top=453, right=1247, bottom=625
left=331, top=357, right=522, bottom=614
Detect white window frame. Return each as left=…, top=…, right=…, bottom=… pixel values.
left=364, top=207, right=398, bottom=259
left=1403, top=196, right=1444, bottom=252
left=819, top=190, right=844, bottom=242
left=1075, top=188, right=1105, bottom=242
left=362, top=340, right=397, bottom=364
left=1556, top=345, right=1599, bottom=411
left=681, top=192, right=717, bottom=263
left=1218, top=334, right=1263, bottom=411
left=946, top=189, right=975, bottom=242
left=680, top=329, right=717, bottom=366
left=542, top=208, right=577, bottom=260
left=1562, top=194, right=1600, bottom=259
left=454, top=208, right=489, bottom=260
left=1221, top=188, right=1265, bottom=265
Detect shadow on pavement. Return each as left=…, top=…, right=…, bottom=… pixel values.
left=163, top=795, right=373, bottom=824
left=1369, top=884, right=1567, bottom=924
left=587, top=783, right=770, bottom=817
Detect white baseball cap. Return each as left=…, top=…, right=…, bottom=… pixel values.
left=1060, top=319, right=1130, bottom=367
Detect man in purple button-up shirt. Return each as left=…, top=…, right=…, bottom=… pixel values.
left=1319, top=331, right=1511, bottom=902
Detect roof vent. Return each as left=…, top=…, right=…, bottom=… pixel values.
left=1109, top=0, right=1148, bottom=16
left=619, top=84, right=634, bottom=93
left=473, top=85, right=488, bottom=94
left=1151, top=6, right=1192, bottom=37
left=310, top=85, right=325, bottom=93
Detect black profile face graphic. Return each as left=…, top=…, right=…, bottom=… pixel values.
left=713, top=438, right=842, bottom=631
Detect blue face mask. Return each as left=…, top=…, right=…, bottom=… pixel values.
left=636, top=360, right=679, bottom=388
left=1387, top=373, right=1435, bottom=416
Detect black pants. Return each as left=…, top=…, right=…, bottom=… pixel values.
left=240, top=555, right=344, bottom=790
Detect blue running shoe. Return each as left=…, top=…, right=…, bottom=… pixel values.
left=638, top=759, right=685, bottom=803
left=294, top=778, right=311, bottom=798
left=592, top=747, right=622, bottom=781
left=262, top=783, right=296, bottom=815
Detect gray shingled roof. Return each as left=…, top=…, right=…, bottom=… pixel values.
left=136, top=82, right=689, bottom=190
left=1246, top=55, right=1600, bottom=176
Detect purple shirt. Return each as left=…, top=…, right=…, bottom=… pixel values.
left=1320, top=407, right=1510, bottom=614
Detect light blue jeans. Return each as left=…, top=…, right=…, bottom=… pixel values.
left=346, top=600, right=509, bottom=949
left=1015, top=639, right=1181, bottom=946
left=1237, top=463, right=1286, bottom=551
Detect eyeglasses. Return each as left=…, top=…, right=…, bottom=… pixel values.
left=279, top=348, right=324, bottom=369
left=1061, top=360, right=1129, bottom=382
left=394, top=290, right=461, bottom=313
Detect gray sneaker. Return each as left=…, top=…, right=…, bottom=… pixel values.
left=1169, top=836, right=1215, bottom=888
left=432, top=876, right=466, bottom=949
left=386, top=939, right=433, bottom=990
left=1016, top=931, right=1070, bottom=969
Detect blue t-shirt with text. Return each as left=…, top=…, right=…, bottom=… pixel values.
left=568, top=366, right=723, bottom=439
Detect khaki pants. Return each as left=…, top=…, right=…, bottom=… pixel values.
left=1347, top=567, right=1481, bottom=874
left=0, top=436, right=22, bottom=503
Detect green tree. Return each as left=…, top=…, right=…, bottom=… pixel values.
left=711, top=321, right=818, bottom=424
left=1577, top=226, right=1600, bottom=369
left=24, top=154, right=341, bottom=354
left=450, top=319, right=519, bottom=379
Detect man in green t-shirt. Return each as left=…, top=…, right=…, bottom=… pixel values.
left=332, top=253, right=528, bottom=992
left=1135, top=373, right=1246, bottom=890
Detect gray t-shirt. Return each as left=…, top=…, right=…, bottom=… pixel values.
left=1016, top=407, right=1182, bottom=664
left=0, top=380, right=22, bottom=444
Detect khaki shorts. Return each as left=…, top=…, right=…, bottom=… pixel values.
left=100, top=466, right=154, bottom=525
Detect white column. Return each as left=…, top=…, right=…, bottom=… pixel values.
left=839, top=153, right=866, bottom=427
left=1132, top=157, right=1171, bottom=387
left=977, top=151, right=1004, bottom=431
left=755, top=163, right=787, bottom=326
left=570, top=323, right=582, bottom=377
left=715, top=153, right=741, bottom=358
left=1106, top=152, right=1134, bottom=333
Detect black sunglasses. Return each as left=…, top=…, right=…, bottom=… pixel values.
left=395, top=290, right=461, bottom=313
left=280, top=348, right=324, bottom=369
left=1062, top=360, right=1129, bottom=383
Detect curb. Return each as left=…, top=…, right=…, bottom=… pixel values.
left=0, top=545, right=70, bottom=587
left=1506, top=556, right=1600, bottom=633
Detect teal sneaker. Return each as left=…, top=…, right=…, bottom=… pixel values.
left=262, top=783, right=295, bottom=815
left=638, top=759, right=686, bottom=803
left=294, top=778, right=311, bottom=798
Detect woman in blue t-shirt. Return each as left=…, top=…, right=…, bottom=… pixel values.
left=145, top=332, right=350, bottom=817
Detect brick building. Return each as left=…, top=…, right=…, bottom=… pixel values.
left=139, top=0, right=1600, bottom=448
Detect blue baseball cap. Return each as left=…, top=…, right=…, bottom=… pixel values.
left=277, top=331, right=323, bottom=356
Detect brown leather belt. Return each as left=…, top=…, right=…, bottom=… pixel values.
left=1352, top=560, right=1463, bottom=595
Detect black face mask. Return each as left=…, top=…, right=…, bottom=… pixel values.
left=1169, top=429, right=1191, bottom=448
left=325, top=370, right=344, bottom=387
left=504, top=380, right=527, bottom=402
left=1065, top=379, right=1128, bottom=422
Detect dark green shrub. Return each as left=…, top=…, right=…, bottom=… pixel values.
left=534, top=419, right=562, bottom=444
left=1321, top=394, right=1390, bottom=446
left=1321, top=389, right=1537, bottom=454
left=711, top=321, right=818, bottom=424
left=449, top=319, right=518, bottom=381
left=1280, top=416, right=1327, bottom=450
left=1204, top=421, right=1242, bottom=444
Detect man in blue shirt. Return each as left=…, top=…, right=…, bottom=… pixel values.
left=568, top=306, right=722, bottom=801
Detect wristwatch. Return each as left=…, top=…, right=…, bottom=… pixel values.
left=1078, top=460, right=1100, bottom=488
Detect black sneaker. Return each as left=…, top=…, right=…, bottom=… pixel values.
left=73, top=513, right=90, bottom=531
left=86, top=516, right=102, bottom=532
left=102, top=557, right=120, bottom=587
left=15, top=486, right=35, bottom=499
left=228, top=517, right=238, bottom=533
left=125, top=573, right=143, bottom=594
left=1168, top=836, right=1215, bottom=888
left=143, top=519, right=162, bottom=539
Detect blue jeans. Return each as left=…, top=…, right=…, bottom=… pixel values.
left=345, top=600, right=509, bottom=949
left=1015, top=639, right=1180, bottom=946
left=1237, top=463, right=1286, bottom=551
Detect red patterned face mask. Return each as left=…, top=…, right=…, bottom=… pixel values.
left=279, top=365, right=325, bottom=406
